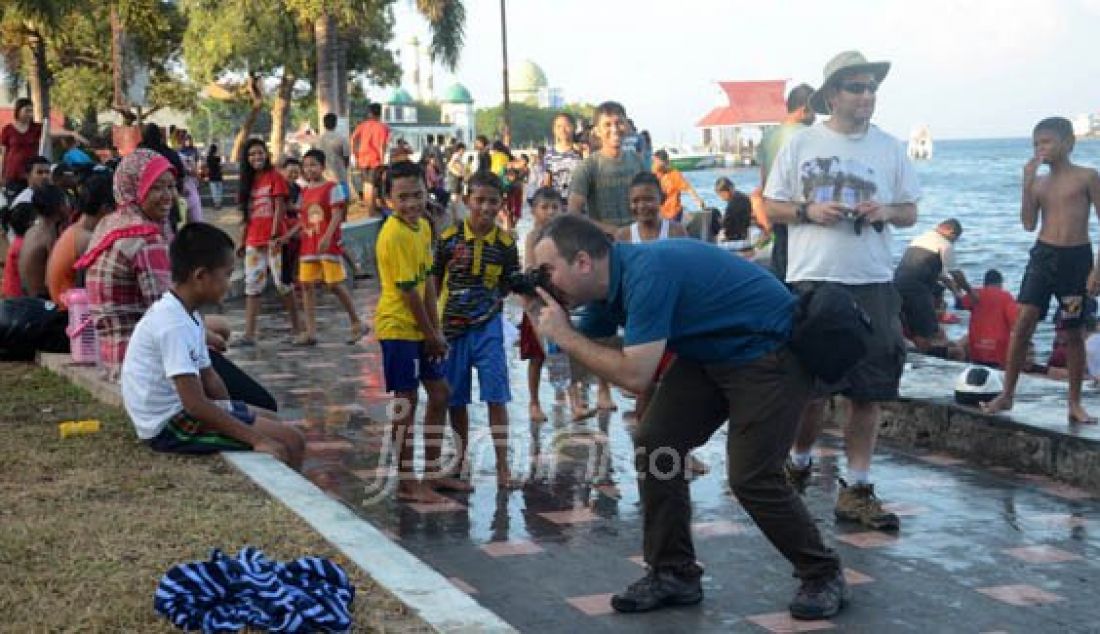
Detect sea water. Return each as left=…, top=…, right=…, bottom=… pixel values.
left=687, top=137, right=1100, bottom=355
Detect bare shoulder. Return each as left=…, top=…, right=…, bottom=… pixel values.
left=614, top=226, right=631, bottom=241
left=1080, top=165, right=1100, bottom=184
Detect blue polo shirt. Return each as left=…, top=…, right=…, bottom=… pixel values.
left=604, top=241, right=795, bottom=365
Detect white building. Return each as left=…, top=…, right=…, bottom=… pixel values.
left=380, top=84, right=477, bottom=154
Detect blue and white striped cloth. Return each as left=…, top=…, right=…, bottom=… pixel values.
left=154, top=547, right=355, bottom=633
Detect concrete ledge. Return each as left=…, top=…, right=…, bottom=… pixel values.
left=38, top=353, right=122, bottom=409
left=827, top=354, right=1100, bottom=492
left=35, top=352, right=515, bottom=633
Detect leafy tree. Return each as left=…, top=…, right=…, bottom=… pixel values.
left=183, top=0, right=311, bottom=161
left=188, top=96, right=273, bottom=149
left=1, top=0, right=193, bottom=141
left=285, top=0, right=464, bottom=130
left=0, top=0, right=75, bottom=137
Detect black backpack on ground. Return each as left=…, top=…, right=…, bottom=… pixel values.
left=0, top=297, right=69, bottom=361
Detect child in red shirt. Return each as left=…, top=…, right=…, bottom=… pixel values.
left=293, top=149, right=364, bottom=345
left=236, top=139, right=301, bottom=346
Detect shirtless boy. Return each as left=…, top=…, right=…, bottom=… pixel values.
left=982, top=117, right=1100, bottom=425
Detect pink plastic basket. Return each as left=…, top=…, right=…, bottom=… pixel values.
left=61, top=288, right=98, bottom=365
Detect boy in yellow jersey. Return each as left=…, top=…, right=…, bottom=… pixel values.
left=374, top=161, right=452, bottom=503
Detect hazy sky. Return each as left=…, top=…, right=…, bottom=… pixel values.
left=388, top=0, right=1100, bottom=144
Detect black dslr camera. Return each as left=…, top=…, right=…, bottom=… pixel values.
left=506, top=265, right=552, bottom=297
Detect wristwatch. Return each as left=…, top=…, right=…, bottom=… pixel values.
left=796, top=202, right=811, bottom=224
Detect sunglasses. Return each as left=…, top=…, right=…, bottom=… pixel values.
left=839, top=81, right=879, bottom=95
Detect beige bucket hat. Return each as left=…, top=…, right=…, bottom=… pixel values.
left=810, top=50, right=891, bottom=114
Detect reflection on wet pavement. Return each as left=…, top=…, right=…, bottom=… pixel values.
left=223, top=283, right=1100, bottom=633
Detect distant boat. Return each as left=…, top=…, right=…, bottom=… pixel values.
left=665, top=148, right=721, bottom=171
left=908, top=125, right=933, bottom=161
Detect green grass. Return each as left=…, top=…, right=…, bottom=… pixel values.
left=0, top=362, right=430, bottom=632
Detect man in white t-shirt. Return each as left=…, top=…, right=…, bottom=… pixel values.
left=894, top=219, right=971, bottom=355
left=765, top=51, right=920, bottom=531
left=121, top=223, right=304, bottom=467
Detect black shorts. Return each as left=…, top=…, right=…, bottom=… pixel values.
left=897, top=282, right=938, bottom=338
left=1018, top=242, right=1093, bottom=325
left=362, top=166, right=383, bottom=190
left=792, top=281, right=906, bottom=402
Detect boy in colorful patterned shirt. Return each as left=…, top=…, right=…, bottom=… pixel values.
left=374, top=161, right=453, bottom=503
left=432, top=171, right=520, bottom=488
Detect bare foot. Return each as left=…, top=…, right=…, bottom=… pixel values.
left=980, top=393, right=1014, bottom=415
left=432, top=475, right=475, bottom=493
left=1068, top=404, right=1098, bottom=425
left=530, top=403, right=548, bottom=423
left=397, top=480, right=451, bottom=503
left=347, top=320, right=368, bottom=345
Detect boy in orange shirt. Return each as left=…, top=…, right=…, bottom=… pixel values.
left=652, top=149, right=705, bottom=223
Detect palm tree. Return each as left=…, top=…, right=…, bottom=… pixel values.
left=310, top=0, right=465, bottom=130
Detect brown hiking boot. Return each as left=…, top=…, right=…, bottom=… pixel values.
left=784, top=459, right=813, bottom=494
left=834, top=479, right=899, bottom=531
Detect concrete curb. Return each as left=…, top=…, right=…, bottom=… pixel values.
left=35, top=352, right=516, bottom=633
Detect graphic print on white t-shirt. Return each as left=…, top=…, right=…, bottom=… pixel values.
left=799, top=156, right=878, bottom=208
left=763, top=124, right=922, bottom=284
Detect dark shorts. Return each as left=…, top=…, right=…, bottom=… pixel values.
left=897, top=282, right=939, bottom=338
left=1018, top=242, right=1093, bottom=325
left=362, top=166, right=382, bottom=191
left=792, top=281, right=906, bottom=402
left=519, top=313, right=544, bottom=360
left=147, top=400, right=256, bottom=454
left=380, top=339, right=446, bottom=393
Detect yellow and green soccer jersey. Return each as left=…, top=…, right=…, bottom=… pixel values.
left=374, top=216, right=433, bottom=340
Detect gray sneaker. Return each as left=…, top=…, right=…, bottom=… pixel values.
left=789, top=569, right=849, bottom=620
left=610, top=569, right=703, bottom=613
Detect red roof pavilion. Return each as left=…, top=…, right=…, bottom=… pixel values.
left=696, top=80, right=787, bottom=128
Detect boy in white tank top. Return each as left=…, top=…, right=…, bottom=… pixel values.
left=614, top=172, right=688, bottom=244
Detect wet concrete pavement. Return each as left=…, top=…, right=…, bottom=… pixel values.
left=220, top=279, right=1100, bottom=633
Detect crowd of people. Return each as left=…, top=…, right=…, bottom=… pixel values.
left=3, top=46, right=1100, bottom=624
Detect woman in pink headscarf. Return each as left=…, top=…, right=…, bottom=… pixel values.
left=76, top=148, right=176, bottom=379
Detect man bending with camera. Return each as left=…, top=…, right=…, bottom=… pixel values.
left=525, top=214, right=846, bottom=620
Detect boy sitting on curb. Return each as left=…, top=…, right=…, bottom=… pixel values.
left=121, top=223, right=304, bottom=469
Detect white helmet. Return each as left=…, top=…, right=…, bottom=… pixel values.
left=954, top=365, right=1004, bottom=406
